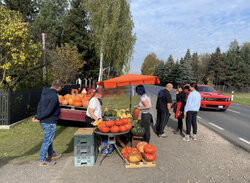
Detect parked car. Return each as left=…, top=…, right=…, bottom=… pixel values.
left=197, top=85, right=231, bottom=111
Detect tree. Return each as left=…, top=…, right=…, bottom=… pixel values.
left=141, top=53, right=163, bottom=75
left=164, top=55, right=175, bottom=84
left=208, top=47, right=225, bottom=85
left=32, top=0, right=68, bottom=49
left=61, top=0, right=99, bottom=78
left=4, top=0, right=38, bottom=21
left=176, top=49, right=195, bottom=84
left=48, top=44, right=85, bottom=84
left=155, top=62, right=165, bottom=85
left=0, top=6, right=42, bottom=90
left=82, top=0, right=136, bottom=81
left=191, top=52, right=199, bottom=82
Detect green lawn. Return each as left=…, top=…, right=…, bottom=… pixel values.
left=223, top=92, right=250, bottom=106
left=0, top=88, right=140, bottom=163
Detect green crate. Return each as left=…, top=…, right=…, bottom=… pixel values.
left=74, top=134, right=96, bottom=146
left=74, top=155, right=96, bottom=167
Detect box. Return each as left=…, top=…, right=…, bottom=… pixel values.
left=74, top=155, right=96, bottom=167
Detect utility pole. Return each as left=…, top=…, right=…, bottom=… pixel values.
left=42, top=33, right=46, bottom=81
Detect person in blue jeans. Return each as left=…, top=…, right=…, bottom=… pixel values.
left=32, top=79, right=64, bottom=166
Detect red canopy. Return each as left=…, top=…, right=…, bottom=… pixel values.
left=97, top=73, right=160, bottom=88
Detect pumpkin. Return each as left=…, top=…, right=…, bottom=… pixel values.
left=99, top=126, right=110, bottom=133
left=73, top=101, right=82, bottom=107
left=62, top=99, right=69, bottom=105
left=137, top=141, right=148, bottom=153
left=119, top=125, right=127, bottom=132
left=143, top=144, right=157, bottom=154
left=74, top=95, right=82, bottom=102
left=143, top=152, right=156, bottom=162
left=106, top=120, right=115, bottom=127
left=127, top=151, right=142, bottom=163
left=131, top=125, right=145, bottom=136
left=82, top=100, right=89, bottom=108
left=124, top=123, right=132, bottom=130
left=98, top=121, right=106, bottom=129
left=68, top=98, right=74, bottom=106
left=64, top=94, right=71, bottom=100
left=110, top=125, right=119, bottom=133
left=132, top=108, right=140, bottom=120
left=115, top=120, right=124, bottom=126
left=83, top=96, right=91, bottom=101
left=122, top=118, right=130, bottom=124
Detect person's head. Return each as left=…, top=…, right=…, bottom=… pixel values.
left=177, top=84, right=184, bottom=92
left=135, top=85, right=146, bottom=96
left=51, top=79, right=64, bottom=92
left=94, top=87, right=104, bottom=98
left=190, top=83, right=198, bottom=91
left=165, top=83, right=173, bottom=91
left=184, top=84, right=190, bottom=91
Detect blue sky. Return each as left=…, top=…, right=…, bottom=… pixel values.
left=129, top=0, right=250, bottom=74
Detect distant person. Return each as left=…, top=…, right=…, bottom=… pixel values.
left=183, top=83, right=201, bottom=141
left=156, top=83, right=173, bottom=138
left=32, top=79, right=64, bottom=166
left=173, top=84, right=186, bottom=135
left=135, top=85, right=153, bottom=143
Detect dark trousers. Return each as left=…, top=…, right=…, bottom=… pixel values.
left=141, top=113, right=152, bottom=143
left=156, top=110, right=169, bottom=135
left=177, top=118, right=183, bottom=131
left=186, top=111, right=198, bottom=135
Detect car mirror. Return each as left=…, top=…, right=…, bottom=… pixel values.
left=216, top=90, right=219, bottom=93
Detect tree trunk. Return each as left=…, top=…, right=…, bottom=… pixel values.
left=98, top=47, right=104, bottom=82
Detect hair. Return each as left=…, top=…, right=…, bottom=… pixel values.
left=184, top=84, right=190, bottom=91
left=135, top=85, right=146, bottom=96
left=190, top=83, right=198, bottom=90
left=177, top=84, right=184, bottom=90
left=51, top=79, right=64, bottom=89
left=166, top=83, right=173, bottom=89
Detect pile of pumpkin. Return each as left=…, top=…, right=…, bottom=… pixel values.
left=97, top=118, right=132, bottom=133
left=121, top=142, right=157, bottom=163
left=58, top=90, right=95, bottom=108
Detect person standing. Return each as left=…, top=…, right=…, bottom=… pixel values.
left=135, top=85, right=153, bottom=143
left=156, top=83, right=173, bottom=138
left=32, top=79, right=64, bottom=166
left=183, top=83, right=201, bottom=141
left=173, top=84, right=186, bottom=135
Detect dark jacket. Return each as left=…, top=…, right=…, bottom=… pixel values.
left=156, top=89, right=172, bottom=112
left=35, top=87, right=60, bottom=124
left=176, top=91, right=186, bottom=112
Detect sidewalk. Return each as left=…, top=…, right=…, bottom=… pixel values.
left=0, top=97, right=249, bottom=183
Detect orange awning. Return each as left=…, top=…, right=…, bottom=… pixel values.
left=97, top=73, right=160, bottom=88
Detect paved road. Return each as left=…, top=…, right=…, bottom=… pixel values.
left=143, top=85, right=250, bottom=152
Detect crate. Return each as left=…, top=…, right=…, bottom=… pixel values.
left=74, top=155, right=96, bottom=167
left=125, top=159, right=156, bottom=168
left=131, top=136, right=143, bottom=148
left=74, top=128, right=96, bottom=146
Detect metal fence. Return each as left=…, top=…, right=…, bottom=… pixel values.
left=214, top=85, right=250, bottom=93
left=0, top=88, right=43, bottom=126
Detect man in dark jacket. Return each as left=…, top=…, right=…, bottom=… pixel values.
left=155, top=83, right=173, bottom=138
left=32, top=79, right=63, bottom=166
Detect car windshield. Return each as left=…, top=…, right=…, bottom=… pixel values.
left=197, top=86, right=216, bottom=93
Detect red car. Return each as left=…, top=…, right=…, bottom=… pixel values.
left=197, top=85, right=231, bottom=111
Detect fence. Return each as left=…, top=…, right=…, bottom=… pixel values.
left=0, top=88, right=43, bottom=126
left=214, top=85, right=250, bottom=93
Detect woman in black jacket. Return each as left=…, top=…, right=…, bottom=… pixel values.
left=174, top=84, right=186, bottom=135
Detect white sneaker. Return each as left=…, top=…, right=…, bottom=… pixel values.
left=159, top=133, right=167, bottom=138
left=183, top=136, right=190, bottom=142
left=193, top=135, right=197, bottom=141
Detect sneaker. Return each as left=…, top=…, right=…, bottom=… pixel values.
left=47, top=153, right=62, bottom=161
left=192, top=135, right=197, bottom=141
left=159, top=133, right=167, bottom=138
left=39, top=160, right=56, bottom=167
left=183, top=136, right=190, bottom=142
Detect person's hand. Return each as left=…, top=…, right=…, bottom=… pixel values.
left=32, top=117, right=40, bottom=123
left=184, top=113, right=187, bottom=117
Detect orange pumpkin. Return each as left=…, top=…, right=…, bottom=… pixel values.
left=74, top=95, right=82, bottom=102
left=132, top=109, right=140, bottom=120
left=68, top=98, right=74, bottom=106
left=127, top=151, right=142, bottom=163
left=62, top=99, right=69, bottom=105
left=73, top=101, right=82, bottom=107
left=64, top=94, right=71, bottom=100
left=137, top=141, right=148, bottom=153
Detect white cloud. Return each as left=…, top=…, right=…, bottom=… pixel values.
left=129, top=0, right=250, bottom=74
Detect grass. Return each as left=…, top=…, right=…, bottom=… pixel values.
left=222, top=92, right=250, bottom=106
left=0, top=87, right=140, bottom=163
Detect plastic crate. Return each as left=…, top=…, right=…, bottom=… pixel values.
left=74, top=145, right=97, bottom=157
left=74, top=135, right=96, bottom=146
left=74, top=155, right=96, bottom=167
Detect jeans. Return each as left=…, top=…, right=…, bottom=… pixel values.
left=141, top=113, right=152, bottom=143
left=40, top=123, right=57, bottom=162
left=156, top=110, right=170, bottom=135
left=186, top=111, right=198, bottom=135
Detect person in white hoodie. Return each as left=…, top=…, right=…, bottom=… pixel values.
left=183, top=83, right=201, bottom=141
